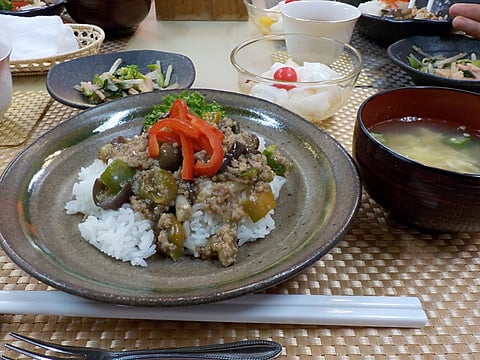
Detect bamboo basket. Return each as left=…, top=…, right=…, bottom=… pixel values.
left=10, top=23, right=105, bottom=76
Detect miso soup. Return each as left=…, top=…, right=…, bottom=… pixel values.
left=368, top=117, right=480, bottom=174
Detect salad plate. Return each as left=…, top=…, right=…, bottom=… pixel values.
left=0, top=89, right=361, bottom=307
left=46, top=50, right=196, bottom=109
left=387, top=34, right=480, bottom=93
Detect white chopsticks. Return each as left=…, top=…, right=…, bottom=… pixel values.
left=0, top=291, right=427, bottom=328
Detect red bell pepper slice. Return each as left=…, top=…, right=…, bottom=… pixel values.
left=189, top=114, right=225, bottom=177
left=148, top=130, right=160, bottom=158
left=149, top=118, right=200, bottom=139
left=147, top=99, right=225, bottom=180
left=179, top=133, right=194, bottom=180
left=169, top=98, right=189, bottom=120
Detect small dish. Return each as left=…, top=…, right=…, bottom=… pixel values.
left=387, top=34, right=480, bottom=93
left=46, top=50, right=196, bottom=109
left=0, top=0, right=65, bottom=16
left=347, top=0, right=453, bottom=46
left=0, top=89, right=361, bottom=306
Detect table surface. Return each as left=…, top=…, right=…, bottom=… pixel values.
left=2, top=4, right=480, bottom=359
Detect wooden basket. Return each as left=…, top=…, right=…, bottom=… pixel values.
left=10, top=23, right=105, bottom=76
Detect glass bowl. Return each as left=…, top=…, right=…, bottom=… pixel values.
left=230, top=33, right=363, bottom=122
left=243, top=0, right=284, bottom=34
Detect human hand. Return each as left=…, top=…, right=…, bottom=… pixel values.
left=449, top=3, right=480, bottom=39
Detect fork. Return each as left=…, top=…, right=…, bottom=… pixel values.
left=1, top=332, right=282, bottom=360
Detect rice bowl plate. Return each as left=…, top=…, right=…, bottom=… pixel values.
left=0, top=89, right=361, bottom=306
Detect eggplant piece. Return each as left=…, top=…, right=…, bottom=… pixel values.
left=156, top=142, right=182, bottom=171
left=93, top=178, right=132, bottom=210
left=219, top=140, right=248, bottom=173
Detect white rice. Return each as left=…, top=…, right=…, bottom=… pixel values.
left=65, top=159, right=286, bottom=266
left=65, top=160, right=156, bottom=267
left=78, top=206, right=156, bottom=267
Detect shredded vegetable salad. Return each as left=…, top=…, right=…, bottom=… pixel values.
left=408, top=46, right=480, bottom=81
left=74, top=58, right=178, bottom=105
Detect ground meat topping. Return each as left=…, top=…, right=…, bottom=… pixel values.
left=98, top=133, right=155, bottom=170
left=198, top=223, right=239, bottom=267
left=91, top=109, right=289, bottom=266
left=155, top=214, right=177, bottom=256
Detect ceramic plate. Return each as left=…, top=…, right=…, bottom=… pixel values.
left=387, top=34, right=480, bottom=92
left=0, top=0, right=65, bottom=16
left=344, top=0, right=452, bottom=46
left=46, top=50, right=196, bottom=109
left=0, top=89, right=361, bottom=306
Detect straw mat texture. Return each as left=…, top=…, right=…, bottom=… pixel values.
left=0, top=90, right=52, bottom=146
left=1, top=32, right=479, bottom=360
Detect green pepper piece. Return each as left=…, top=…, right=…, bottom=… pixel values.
left=167, top=215, right=186, bottom=261
left=139, top=168, right=178, bottom=205
left=100, top=159, right=136, bottom=194
left=243, top=187, right=276, bottom=223
left=263, top=145, right=293, bottom=177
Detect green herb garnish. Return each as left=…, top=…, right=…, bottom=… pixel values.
left=144, top=90, right=226, bottom=127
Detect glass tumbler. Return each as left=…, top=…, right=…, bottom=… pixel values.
left=0, top=39, right=12, bottom=122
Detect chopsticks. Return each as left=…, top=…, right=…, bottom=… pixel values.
left=0, top=291, right=427, bottom=328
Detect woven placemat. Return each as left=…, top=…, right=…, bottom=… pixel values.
left=0, top=20, right=478, bottom=356
left=1, top=87, right=480, bottom=359
left=0, top=90, right=53, bottom=147
left=351, top=31, right=415, bottom=89
left=100, top=35, right=133, bottom=54
left=0, top=98, right=80, bottom=174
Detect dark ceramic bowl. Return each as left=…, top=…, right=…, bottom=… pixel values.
left=65, top=0, right=151, bottom=36
left=0, top=0, right=65, bottom=16
left=342, top=0, right=453, bottom=46
left=352, top=87, right=480, bottom=232
left=387, top=34, right=480, bottom=93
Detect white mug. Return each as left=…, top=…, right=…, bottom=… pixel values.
left=0, top=39, right=12, bottom=121
left=280, top=0, right=361, bottom=44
